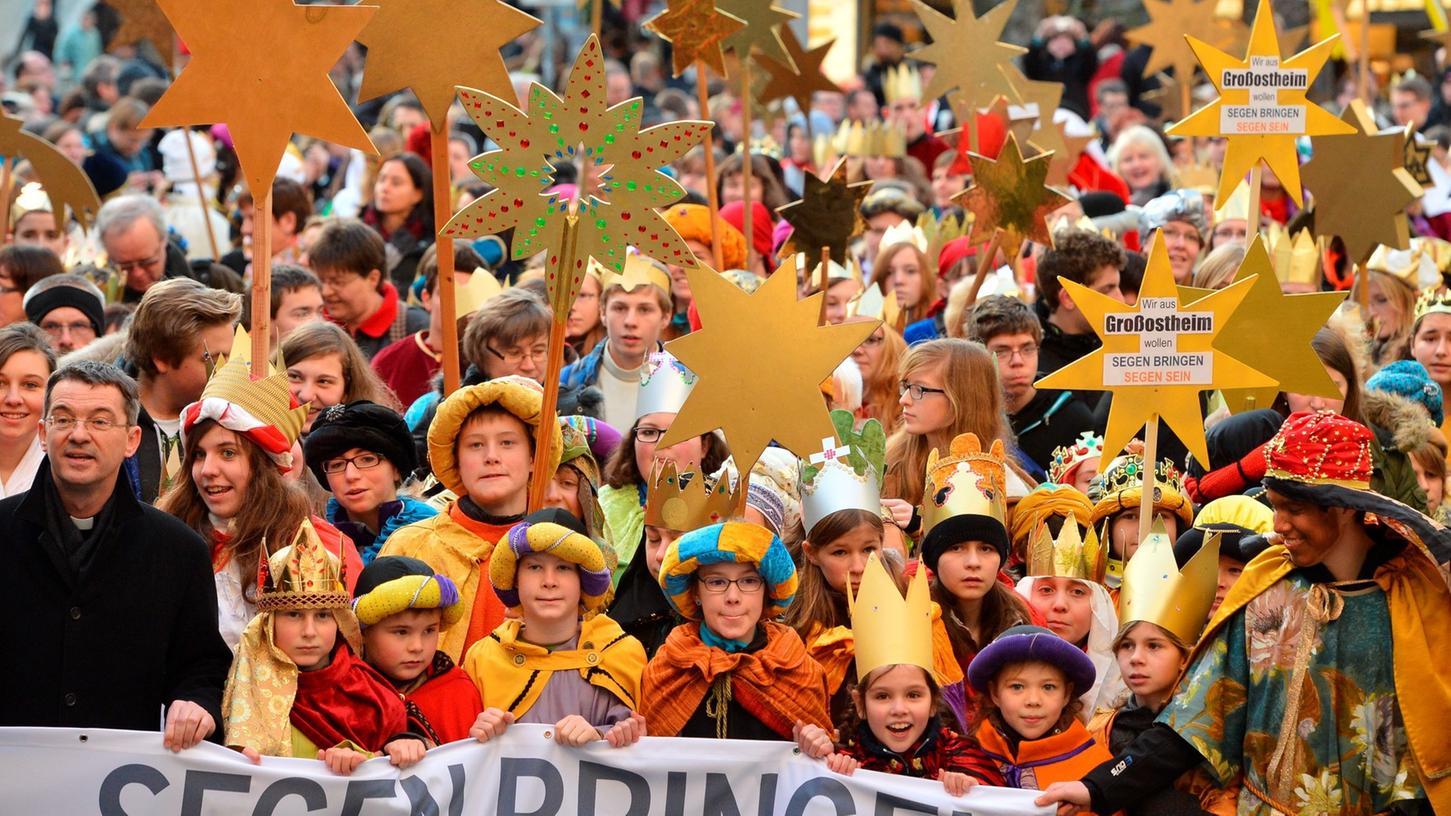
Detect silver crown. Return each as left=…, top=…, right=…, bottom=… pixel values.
left=635, top=350, right=697, bottom=420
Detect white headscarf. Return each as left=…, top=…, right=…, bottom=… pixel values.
left=1013, top=576, right=1126, bottom=721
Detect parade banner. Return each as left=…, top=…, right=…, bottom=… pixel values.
left=0, top=725, right=1052, bottom=815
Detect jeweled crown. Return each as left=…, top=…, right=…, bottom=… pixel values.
left=256, top=518, right=349, bottom=612
left=644, top=461, right=739, bottom=533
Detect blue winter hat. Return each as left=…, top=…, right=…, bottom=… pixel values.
left=967, top=625, right=1097, bottom=694
left=1366, top=360, right=1444, bottom=425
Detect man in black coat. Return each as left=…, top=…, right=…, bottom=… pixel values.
left=0, top=361, right=230, bottom=751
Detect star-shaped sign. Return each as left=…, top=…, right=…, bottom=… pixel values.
left=106, top=0, right=176, bottom=69
left=1301, top=99, right=1420, bottom=265
left=0, top=113, right=102, bottom=231
left=142, top=0, right=376, bottom=195
left=717, top=0, right=799, bottom=71
left=646, top=0, right=746, bottom=78
left=756, top=26, right=836, bottom=117
left=1405, top=130, right=1435, bottom=188
left=1177, top=234, right=1346, bottom=414
left=912, top=0, right=1026, bottom=114
left=660, top=257, right=879, bottom=480
left=1166, top=0, right=1352, bottom=206
left=953, top=133, right=1071, bottom=260
left=776, top=158, right=872, bottom=264
left=358, top=0, right=540, bottom=127
left=1037, top=230, right=1275, bottom=466
left=1127, top=0, right=1223, bottom=84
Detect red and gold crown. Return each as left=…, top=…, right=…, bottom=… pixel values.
left=256, top=518, right=350, bottom=612
left=1263, top=409, right=1374, bottom=490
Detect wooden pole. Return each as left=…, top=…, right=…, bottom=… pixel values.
left=818, top=245, right=831, bottom=324
left=590, top=0, right=603, bottom=39
left=965, top=228, right=1005, bottom=307
left=740, top=59, right=755, bottom=273
left=696, top=71, right=725, bottom=271
left=1137, top=419, right=1160, bottom=544
left=1357, top=1, right=1371, bottom=101
left=0, top=158, right=13, bottom=242
left=250, top=187, right=273, bottom=372
left=430, top=124, right=461, bottom=395
left=528, top=214, right=582, bottom=512
left=1245, top=163, right=1263, bottom=241
left=1179, top=79, right=1192, bottom=123
left=181, top=128, right=220, bottom=260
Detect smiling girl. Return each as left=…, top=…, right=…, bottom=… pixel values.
left=0, top=324, right=54, bottom=498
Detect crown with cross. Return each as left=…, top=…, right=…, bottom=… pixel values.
left=798, top=410, right=886, bottom=534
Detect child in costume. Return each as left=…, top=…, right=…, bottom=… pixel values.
left=379, top=375, right=563, bottom=661
left=640, top=521, right=832, bottom=740
left=1047, top=432, right=1104, bottom=496
left=1088, top=447, right=1193, bottom=590
left=159, top=327, right=362, bottom=651
left=969, top=626, right=1112, bottom=798
left=785, top=412, right=965, bottom=726
left=1171, top=494, right=1273, bottom=617
left=1007, top=483, right=1094, bottom=578
left=222, top=520, right=426, bottom=774
left=795, top=553, right=1005, bottom=797
left=464, top=510, right=647, bottom=748
left=352, top=556, right=482, bottom=745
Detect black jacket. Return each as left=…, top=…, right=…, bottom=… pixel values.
left=0, top=461, right=232, bottom=735
left=1011, top=387, right=1095, bottom=476
left=1036, top=303, right=1103, bottom=379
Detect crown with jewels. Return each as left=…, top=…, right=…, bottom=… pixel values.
left=256, top=518, right=350, bottom=612
left=1048, top=431, right=1104, bottom=485
left=921, top=433, right=1007, bottom=541
left=635, top=350, right=697, bottom=421
left=644, top=461, right=739, bottom=533
left=1118, top=518, right=1218, bottom=645
left=1026, top=518, right=1108, bottom=583
left=883, top=63, right=923, bottom=105
left=849, top=552, right=933, bottom=682
left=199, top=326, right=309, bottom=448
left=1416, top=284, right=1451, bottom=324
left=799, top=410, right=886, bottom=534
left=1265, top=225, right=1321, bottom=288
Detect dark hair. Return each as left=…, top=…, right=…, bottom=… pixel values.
left=1310, top=325, right=1363, bottom=424
left=46, top=360, right=140, bottom=424
left=715, top=153, right=789, bottom=213
left=269, top=264, right=321, bottom=319
left=602, top=420, right=730, bottom=490
left=967, top=295, right=1043, bottom=345
left=1394, top=75, right=1433, bottom=103
left=462, top=289, right=551, bottom=370
left=378, top=153, right=434, bottom=222
left=421, top=240, right=486, bottom=296
left=308, top=218, right=387, bottom=292
left=1036, top=230, right=1126, bottom=314
left=931, top=577, right=1034, bottom=676
left=0, top=322, right=56, bottom=373
left=784, top=509, right=887, bottom=637
left=0, top=244, right=64, bottom=293
left=1119, top=250, right=1147, bottom=298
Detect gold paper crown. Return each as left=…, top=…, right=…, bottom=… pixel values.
left=839, top=121, right=907, bottom=159
left=849, top=552, right=933, bottom=682
left=602, top=253, right=672, bottom=295
left=455, top=267, right=508, bottom=316
left=1026, top=519, right=1108, bottom=583
left=644, top=461, right=739, bottom=533
left=1367, top=242, right=1437, bottom=289
left=880, top=219, right=928, bottom=253
left=883, top=64, right=923, bottom=105
left=1212, top=181, right=1251, bottom=225
left=201, top=327, right=309, bottom=447
left=1266, top=226, right=1321, bottom=288
left=1117, top=518, right=1218, bottom=645
left=256, top=518, right=350, bottom=612
left=1175, top=162, right=1220, bottom=197
left=1415, top=284, right=1451, bottom=324
left=917, top=210, right=968, bottom=262
left=921, top=433, right=1007, bottom=541
left=848, top=280, right=902, bottom=327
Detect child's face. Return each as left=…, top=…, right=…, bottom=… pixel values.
left=518, top=552, right=582, bottom=627
left=805, top=521, right=882, bottom=596
left=191, top=425, right=253, bottom=522
left=1069, top=458, right=1100, bottom=494
left=456, top=411, right=534, bottom=516
left=990, top=661, right=1071, bottom=740
left=1114, top=622, right=1184, bottom=705
left=857, top=664, right=934, bottom=754
left=644, top=525, right=679, bottom=580
left=696, top=561, right=765, bottom=643
left=1026, top=577, right=1094, bottom=645
left=362, top=608, right=442, bottom=683
left=934, top=540, right=1001, bottom=603
left=1109, top=510, right=1179, bottom=561
left=274, top=609, right=339, bottom=671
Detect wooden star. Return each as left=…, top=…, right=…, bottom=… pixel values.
left=953, top=133, right=1072, bottom=260
left=1166, top=0, right=1352, bottom=206
left=912, top=0, right=1025, bottom=114
left=106, top=0, right=175, bottom=69
left=717, top=0, right=799, bottom=71
left=358, top=0, right=540, bottom=126
left=1301, top=99, right=1419, bottom=265
left=660, top=256, right=878, bottom=480
left=1127, top=0, right=1222, bottom=84
left=142, top=0, right=376, bottom=195
left=1405, top=129, right=1435, bottom=188
left=1037, top=230, right=1275, bottom=466
left=756, top=26, right=836, bottom=116
left=1143, top=73, right=1188, bottom=121
left=775, top=158, right=872, bottom=264
left=0, top=113, right=101, bottom=230
left=1001, top=64, right=1063, bottom=130
left=645, top=0, right=746, bottom=78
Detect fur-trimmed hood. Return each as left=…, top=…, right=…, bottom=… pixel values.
left=1363, top=387, right=1435, bottom=453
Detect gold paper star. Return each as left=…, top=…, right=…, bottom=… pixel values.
left=756, top=27, right=836, bottom=116
left=981, top=95, right=1037, bottom=146
left=357, top=0, right=540, bottom=126
left=1036, top=231, right=1275, bottom=465
left=912, top=0, right=1026, bottom=113
left=1127, top=0, right=1222, bottom=84
left=0, top=113, right=101, bottom=230
left=645, top=0, right=746, bottom=78
left=106, top=0, right=175, bottom=69
left=1177, top=235, right=1346, bottom=414
left=953, top=133, right=1071, bottom=260
left=1421, top=26, right=1451, bottom=54
left=1167, top=0, right=1351, bottom=206
left=1031, top=121, right=1093, bottom=188
left=717, top=0, right=799, bottom=70
left=775, top=158, right=872, bottom=264
left=1001, top=64, right=1063, bottom=130
left=1143, top=73, right=1188, bottom=121
left=1301, top=99, right=1419, bottom=265
left=142, top=0, right=376, bottom=195
left=660, top=257, right=879, bottom=479
left=1405, top=130, right=1434, bottom=188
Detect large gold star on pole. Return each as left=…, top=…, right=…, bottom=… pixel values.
left=1178, top=235, right=1346, bottom=414
left=1127, top=0, right=1224, bottom=84
left=357, top=0, right=539, bottom=126
left=1301, top=99, right=1421, bottom=265
left=142, top=0, right=376, bottom=195
left=106, top=0, right=176, bottom=68
left=953, top=133, right=1071, bottom=260
left=660, top=257, right=879, bottom=479
left=756, top=26, right=836, bottom=116
left=645, top=0, right=746, bottom=78
left=1166, top=0, right=1351, bottom=206
left=717, top=0, right=799, bottom=69
left=776, top=158, right=872, bottom=264
left=912, top=0, right=1026, bottom=113
left=1036, top=230, right=1275, bottom=466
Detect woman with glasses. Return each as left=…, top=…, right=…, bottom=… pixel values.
left=282, top=322, right=401, bottom=434
left=303, top=401, right=437, bottom=564
left=0, top=324, right=55, bottom=498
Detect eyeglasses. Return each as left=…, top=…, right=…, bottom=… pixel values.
left=46, top=414, right=126, bottom=433
left=320, top=451, right=386, bottom=475
left=699, top=575, right=766, bottom=594
left=108, top=246, right=166, bottom=275
left=40, top=320, right=97, bottom=338
left=1159, top=225, right=1202, bottom=245
left=988, top=343, right=1039, bottom=362
left=899, top=381, right=948, bottom=401
left=486, top=343, right=550, bottom=366
left=634, top=426, right=665, bottom=444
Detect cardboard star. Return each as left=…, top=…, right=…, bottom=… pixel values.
left=953, top=133, right=1071, bottom=260
left=1177, top=235, right=1346, bottom=414
left=660, top=257, right=879, bottom=479
left=1031, top=121, right=1093, bottom=188
left=981, top=96, right=1037, bottom=146
left=645, top=0, right=746, bottom=78
left=1127, top=0, right=1223, bottom=84
left=912, top=0, right=1026, bottom=113
left=1001, top=64, right=1063, bottom=129
left=357, top=0, right=539, bottom=126
left=1143, top=73, right=1188, bottom=121
left=1405, top=130, right=1435, bottom=188
left=1036, top=231, right=1275, bottom=466
left=776, top=158, right=872, bottom=264
left=717, top=0, right=799, bottom=70
left=106, top=0, right=175, bottom=69
left=1301, top=99, right=1419, bottom=265
left=1166, top=0, right=1352, bottom=206
left=0, top=113, right=102, bottom=231
left=756, top=27, right=836, bottom=116
left=142, top=0, right=376, bottom=195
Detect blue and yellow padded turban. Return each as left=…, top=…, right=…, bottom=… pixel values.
left=658, top=521, right=797, bottom=620
left=490, top=517, right=613, bottom=612
left=352, top=556, right=464, bottom=627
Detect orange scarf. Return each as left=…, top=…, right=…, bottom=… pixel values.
left=447, top=504, right=511, bottom=656
left=642, top=621, right=831, bottom=739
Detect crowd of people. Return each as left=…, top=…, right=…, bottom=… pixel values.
left=4, top=1, right=1451, bottom=814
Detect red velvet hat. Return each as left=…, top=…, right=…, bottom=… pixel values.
left=1263, top=410, right=1374, bottom=490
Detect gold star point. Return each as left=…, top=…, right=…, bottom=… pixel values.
left=645, top=0, right=747, bottom=78
left=1030, top=120, right=1093, bottom=188
left=1126, top=0, right=1222, bottom=83
left=776, top=158, right=872, bottom=264
left=1404, top=129, right=1434, bottom=188
left=756, top=26, right=836, bottom=115
left=953, top=133, right=1072, bottom=259
left=716, top=0, right=799, bottom=69
left=1001, top=64, right=1063, bottom=131
left=911, top=0, right=1026, bottom=112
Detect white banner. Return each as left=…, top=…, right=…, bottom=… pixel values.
left=0, top=725, right=1053, bottom=815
